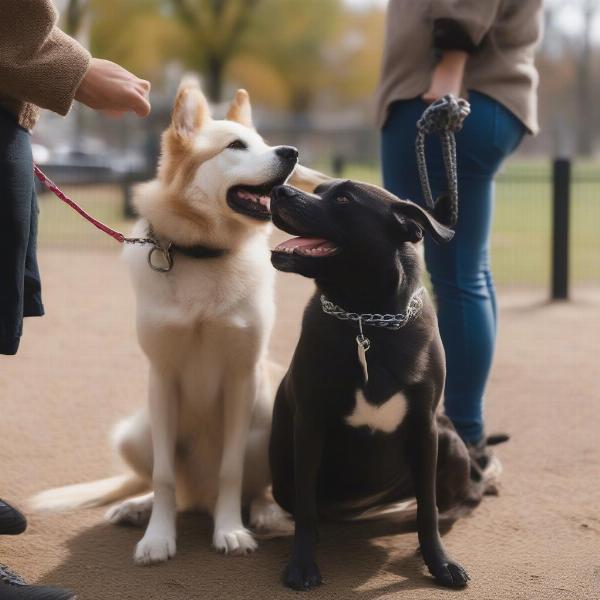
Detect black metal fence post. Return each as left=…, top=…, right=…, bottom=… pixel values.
left=332, top=154, right=346, bottom=177
left=122, top=174, right=137, bottom=219
left=551, top=158, right=571, bottom=300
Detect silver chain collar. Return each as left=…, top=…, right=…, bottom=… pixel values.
left=320, top=286, right=426, bottom=331
left=320, top=286, right=426, bottom=383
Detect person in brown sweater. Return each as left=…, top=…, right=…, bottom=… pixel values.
left=0, top=2, right=151, bottom=598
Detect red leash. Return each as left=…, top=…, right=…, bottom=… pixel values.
left=33, top=164, right=127, bottom=244
left=33, top=165, right=213, bottom=274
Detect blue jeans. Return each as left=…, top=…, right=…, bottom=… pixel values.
left=381, top=91, right=525, bottom=443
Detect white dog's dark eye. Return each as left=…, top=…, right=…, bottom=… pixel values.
left=337, top=196, right=350, bottom=205
left=227, top=139, right=248, bottom=150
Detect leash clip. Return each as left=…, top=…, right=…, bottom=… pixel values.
left=147, top=243, right=173, bottom=272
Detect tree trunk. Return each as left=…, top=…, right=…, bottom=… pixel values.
left=65, top=0, right=88, bottom=151
left=289, top=88, right=313, bottom=126
left=206, top=54, right=224, bottom=103
left=576, top=0, right=594, bottom=156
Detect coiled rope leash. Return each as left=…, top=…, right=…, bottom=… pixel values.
left=415, top=94, right=470, bottom=227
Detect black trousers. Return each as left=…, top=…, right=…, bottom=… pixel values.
left=0, top=108, right=44, bottom=355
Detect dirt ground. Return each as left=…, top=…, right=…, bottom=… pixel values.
left=1, top=247, right=599, bottom=600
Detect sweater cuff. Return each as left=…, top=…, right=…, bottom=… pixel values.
left=433, top=18, right=479, bottom=53
left=42, top=28, right=91, bottom=116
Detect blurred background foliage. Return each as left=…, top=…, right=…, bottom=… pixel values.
left=56, top=0, right=600, bottom=156
left=86, top=0, right=384, bottom=115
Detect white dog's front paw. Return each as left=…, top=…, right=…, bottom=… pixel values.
left=134, top=533, right=176, bottom=565
left=106, top=496, right=153, bottom=527
left=213, top=526, right=257, bottom=555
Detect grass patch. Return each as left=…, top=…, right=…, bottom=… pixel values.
left=38, top=184, right=130, bottom=250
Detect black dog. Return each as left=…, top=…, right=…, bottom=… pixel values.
left=269, top=180, right=482, bottom=591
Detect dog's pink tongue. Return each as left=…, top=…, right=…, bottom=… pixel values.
left=275, top=237, right=330, bottom=251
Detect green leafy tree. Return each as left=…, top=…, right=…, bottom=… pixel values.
left=86, top=0, right=386, bottom=116
left=88, top=0, right=184, bottom=81
left=170, top=0, right=260, bottom=101
left=245, top=0, right=342, bottom=114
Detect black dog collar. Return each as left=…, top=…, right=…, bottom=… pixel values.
left=133, top=224, right=229, bottom=272
left=171, top=242, right=228, bottom=260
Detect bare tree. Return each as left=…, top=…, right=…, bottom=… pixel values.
left=64, top=0, right=89, bottom=149
left=65, top=0, right=87, bottom=37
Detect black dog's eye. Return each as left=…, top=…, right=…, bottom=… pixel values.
left=336, top=196, right=350, bottom=205
left=227, top=139, right=248, bottom=151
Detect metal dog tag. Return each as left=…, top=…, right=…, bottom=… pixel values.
left=356, top=334, right=370, bottom=383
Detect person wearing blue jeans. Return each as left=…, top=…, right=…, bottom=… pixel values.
left=376, top=0, right=542, bottom=472
left=382, top=92, right=525, bottom=444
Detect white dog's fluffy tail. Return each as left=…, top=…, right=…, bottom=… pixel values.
left=29, top=474, right=148, bottom=513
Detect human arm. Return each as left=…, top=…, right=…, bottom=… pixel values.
left=422, top=50, right=468, bottom=104
left=0, top=0, right=90, bottom=116
left=0, top=0, right=150, bottom=117
left=430, top=0, right=503, bottom=50
left=75, top=59, right=151, bottom=117
left=423, top=0, right=502, bottom=103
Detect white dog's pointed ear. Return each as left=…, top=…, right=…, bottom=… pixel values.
left=226, top=89, right=253, bottom=128
left=171, top=75, right=211, bottom=139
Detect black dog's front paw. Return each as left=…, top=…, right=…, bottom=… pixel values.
left=284, top=558, right=322, bottom=591
left=429, top=560, right=470, bottom=588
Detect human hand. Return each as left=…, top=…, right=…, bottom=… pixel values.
left=75, top=58, right=151, bottom=117
left=422, top=50, right=467, bottom=104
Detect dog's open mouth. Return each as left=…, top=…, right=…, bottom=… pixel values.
left=273, top=237, right=339, bottom=257
left=227, top=182, right=278, bottom=221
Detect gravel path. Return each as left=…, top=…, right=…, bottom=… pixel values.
left=1, top=247, right=598, bottom=600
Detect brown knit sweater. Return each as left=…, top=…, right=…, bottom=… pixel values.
left=0, top=0, right=91, bottom=130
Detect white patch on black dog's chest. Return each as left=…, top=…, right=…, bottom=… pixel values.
left=345, top=389, right=407, bottom=433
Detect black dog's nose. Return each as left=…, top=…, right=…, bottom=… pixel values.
left=275, top=146, right=299, bottom=161
left=270, top=184, right=296, bottom=206
left=273, top=185, right=295, bottom=198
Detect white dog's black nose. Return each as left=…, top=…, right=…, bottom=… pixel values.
left=276, top=146, right=299, bottom=161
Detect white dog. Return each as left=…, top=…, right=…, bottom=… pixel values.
left=31, top=77, right=329, bottom=565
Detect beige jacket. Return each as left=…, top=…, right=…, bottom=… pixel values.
left=376, top=0, right=542, bottom=133
left=0, top=0, right=91, bottom=130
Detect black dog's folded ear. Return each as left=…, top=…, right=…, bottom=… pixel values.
left=314, top=179, right=348, bottom=196
left=392, top=200, right=455, bottom=244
